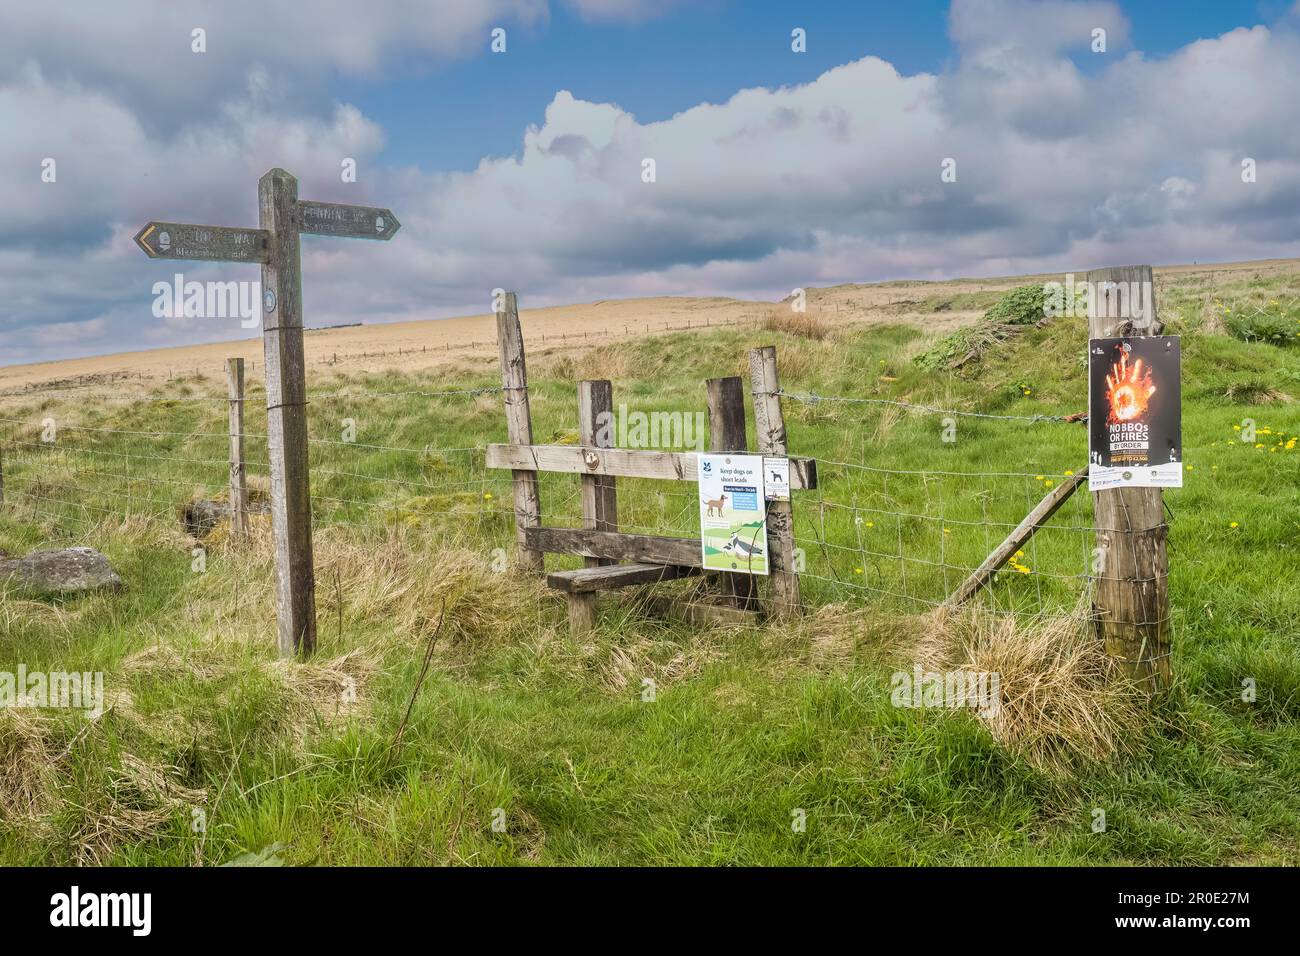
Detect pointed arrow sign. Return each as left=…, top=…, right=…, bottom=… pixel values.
left=133, top=221, right=271, bottom=263
left=295, top=200, right=401, bottom=240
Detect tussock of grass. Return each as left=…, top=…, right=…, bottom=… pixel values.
left=764, top=307, right=831, bottom=340
left=917, top=604, right=1149, bottom=773
left=68, top=753, right=207, bottom=865
left=0, top=710, right=59, bottom=823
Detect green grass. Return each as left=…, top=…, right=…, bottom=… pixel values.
left=1, top=275, right=1298, bottom=866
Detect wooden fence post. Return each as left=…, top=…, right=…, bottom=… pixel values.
left=1087, top=264, right=1171, bottom=691
left=226, top=357, right=248, bottom=538
left=0, top=441, right=5, bottom=507
left=748, top=347, right=800, bottom=616
left=496, top=291, right=543, bottom=571
left=259, top=167, right=316, bottom=656
left=578, top=380, right=618, bottom=569
left=706, top=376, right=756, bottom=609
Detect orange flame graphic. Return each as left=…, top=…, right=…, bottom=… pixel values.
left=1105, top=351, right=1156, bottom=424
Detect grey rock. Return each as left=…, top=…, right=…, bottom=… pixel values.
left=183, top=499, right=228, bottom=538
left=0, top=547, right=123, bottom=596
left=183, top=498, right=270, bottom=538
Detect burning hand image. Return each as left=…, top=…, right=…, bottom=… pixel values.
left=1105, top=348, right=1157, bottom=425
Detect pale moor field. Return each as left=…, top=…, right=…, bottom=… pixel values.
left=1, top=260, right=1298, bottom=865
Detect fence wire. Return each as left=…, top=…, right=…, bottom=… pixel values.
left=0, top=375, right=1185, bottom=629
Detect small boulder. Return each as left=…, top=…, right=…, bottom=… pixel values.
left=183, top=498, right=270, bottom=539
left=0, top=547, right=123, bottom=596
left=183, top=499, right=229, bottom=539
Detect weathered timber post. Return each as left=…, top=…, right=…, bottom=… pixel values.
left=1087, top=264, right=1171, bottom=691
left=748, top=347, right=801, bottom=616
left=134, top=168, right=399, bottom=658
left=0, top=441, right=5, bottom=507
left=706, top=376, right=756, bottom=609
left=226, top=357, right=248, bottom=538
left=260, top=168, right=315, bottom=656
left=570, top=377, right=616, bottom=633
left=496, top=292, right=543, bottom=571
left=578, top=380, right=618, bottom=570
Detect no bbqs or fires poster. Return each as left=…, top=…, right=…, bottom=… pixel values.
left=1088, top=335, right=1182, bottom=490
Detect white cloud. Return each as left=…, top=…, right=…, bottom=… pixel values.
left=0, top=1, right=548, bottom=126
left=3, top=0, right=1300, bottom=366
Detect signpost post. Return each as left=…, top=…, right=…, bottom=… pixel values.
left=135, top=168, right=401, bottom=657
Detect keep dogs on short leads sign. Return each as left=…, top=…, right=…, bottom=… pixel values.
left=1088, top=335, right=1182, bottom=490
left=699, top=453, right=769, bottom=575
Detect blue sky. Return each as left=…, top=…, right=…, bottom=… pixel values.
left=3, top=0, right=1300, bottom=365
left=350, top=0, right=1288, bottom=171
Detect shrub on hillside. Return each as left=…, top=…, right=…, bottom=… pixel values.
left=1224, top=310, right=1299, bottom=346
left=914, top=284, right=1050, bottom=371
left=984, top=284, right=1048, bottom=326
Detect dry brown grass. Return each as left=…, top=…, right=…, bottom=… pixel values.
left=0, top=709, right=60, bottom=823
left=764, top=307, right=831, bottom=341
left=915, top=603, right=1148, bottom=772
left=68, top=753, right=207, bottom=865
left=312, top=529, right=545, bottom=654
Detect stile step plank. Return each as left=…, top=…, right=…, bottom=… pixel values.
left=546, top=563, right=700, bottom=594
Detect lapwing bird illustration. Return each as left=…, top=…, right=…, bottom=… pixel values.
left=721, top=531, right=764, bottom=559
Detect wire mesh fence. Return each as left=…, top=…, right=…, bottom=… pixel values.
left=0, top=369, right=1111, bottom=622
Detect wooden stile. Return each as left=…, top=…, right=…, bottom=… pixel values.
left=496, top=292, right=543, bottom=571
left=226, top=357, right=248, bottom=538
left=748, top=346, right=800, bottom=616
left=485, top=443, right=815, bottom=489
left=578, top=381, right=618, bottom=568
left=706, top=375, right=756, bottom=609
left=526, top=527, right=700, bottom=566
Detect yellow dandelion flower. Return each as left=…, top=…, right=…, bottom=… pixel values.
left=1229, top=521, right=1239, bottom=528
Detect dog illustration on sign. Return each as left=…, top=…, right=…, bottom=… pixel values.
left=701, top=492, right=728, bottom=517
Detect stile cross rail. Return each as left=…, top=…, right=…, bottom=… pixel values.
left=134, top=167, right=401, bottom=657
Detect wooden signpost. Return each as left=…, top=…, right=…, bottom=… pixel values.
left=133, top=222, right=270, bottom=263
left=136, top=168, right=400, bottom=656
